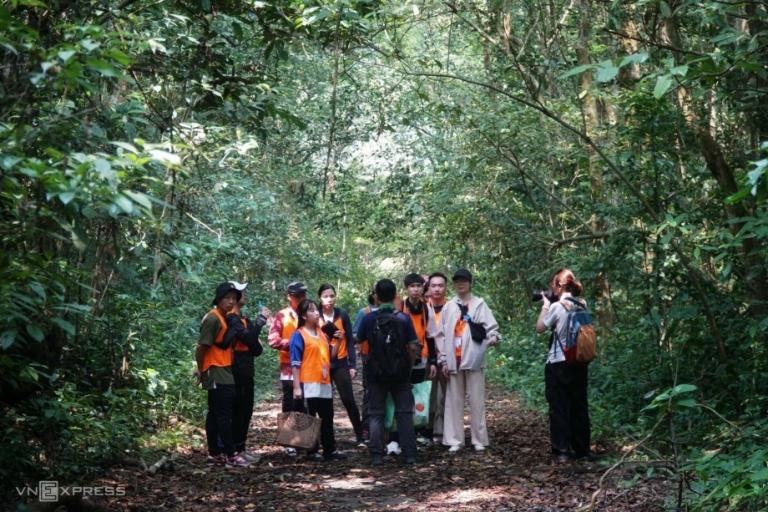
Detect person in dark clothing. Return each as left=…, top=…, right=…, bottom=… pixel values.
left=357, top=279, right=421, bottom=466
left=195, top=282, right=249, bottom=467
left=225, top=281, right=272, bottom=463
left=535, top=268, right=591, bottom=464
left=317, top=283, right=365, bottom=446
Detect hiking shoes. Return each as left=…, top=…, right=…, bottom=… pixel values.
left=238, top=451, right=261, bottom=463
left=206, top=454, right=225, bottom=465
left=284, top=447, right=298, bottom=457
left=226, top=454, right=251, bottom=467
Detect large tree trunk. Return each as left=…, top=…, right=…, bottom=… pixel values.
left=577, top=0, right=614, bottom=330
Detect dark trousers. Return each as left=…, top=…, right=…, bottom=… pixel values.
left=232, top=353, right=254, bottom=453
left=306, top=397, right=335, bottom=456
left=206, top=384, right=236, bottom=457
left=545, top=362, right=590, bottom=457
left=281, top=379, right=304, bottom=412
left=331, top=366, right=363, bottom=439
left=368, top=379, right=416, bottom=458
left=361, top=362, right=370, bottom=433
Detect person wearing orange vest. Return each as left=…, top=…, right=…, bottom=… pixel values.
left=268, top=282, right=307, bottom=415
left=425, top=272, right=449, bottom=445
left=317, top=283, right=364, bottom=446
left=226, top=281, right=272, bottom=464
left=290, top=299, right=347, bottom=461
left=195, top=282, right=250, bottom=467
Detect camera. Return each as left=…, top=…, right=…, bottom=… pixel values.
left=321, top=322, right=339, bottom=338
left=532, top=288, right=559, bottom=302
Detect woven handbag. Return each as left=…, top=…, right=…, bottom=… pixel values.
left=276, top=411, right=321, bottom=450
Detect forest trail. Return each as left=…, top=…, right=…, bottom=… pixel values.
left=89, top=381, right=668, bottom=511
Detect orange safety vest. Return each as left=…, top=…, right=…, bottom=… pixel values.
left=319, top=313, right=347, bottom=360
left=201, top=308, right=233, bottom=372
left=401, top=300, right=428, bottom=359
left=234, top=317, right=250, bottom=352
left=297, top=327, right=331, bottom=385
left=359, top=306, right=372, bottom=356
left=279, top=307, right=299, bottom=365
left=453, top=302, right=470, bottom=360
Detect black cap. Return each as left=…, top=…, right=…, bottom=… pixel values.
left=212, top=282, right=242, bottom=306
left=403, top=273, right=425, bottom=286
left=452, top=269, right=473, bottom=282
left=286, top=281, right=308, bottom=295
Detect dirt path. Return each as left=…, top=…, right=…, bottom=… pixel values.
left=92, top=380, right=669, bottom=511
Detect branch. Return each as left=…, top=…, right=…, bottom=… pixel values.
left=403, top=70, right=660, bottom=221
left=577, top=416, right=665, bottom=512
left=603, top=29, right=707, bottom=57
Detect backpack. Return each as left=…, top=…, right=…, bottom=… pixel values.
left=367, top=311, right=411, bottom=382
left=556, top=298, right=597, bottom=365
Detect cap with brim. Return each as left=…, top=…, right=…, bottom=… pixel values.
left=452, top=269, right=473, bottom=282
left=229, top=281, right=248, bottom=291
left=212, top=282, right=242, bottom=306
left=286, top=281, right=308, bottom=295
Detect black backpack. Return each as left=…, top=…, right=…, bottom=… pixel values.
left=368, top=311, right=411, bottom=383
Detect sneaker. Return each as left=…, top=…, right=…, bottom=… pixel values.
left=284, top=447, right=297, bottom=457
left=386, top=441, right=401, bottom=456
left=371, top=456, right=384, bottom=467
left=447, top=445, right=461, bottom=454
left=304, top=452, right=324, bottom=462
left=473, top=445, right=486, bottom=452
left=226, top=454, right=251, bottom=467
left=323, top=451, right=348, bottom=461
left=206, top=454, right=225, bottom=465
left=552, top=454, right=572, bottom=465
left=356, top=436, right=367, bottom=448
left=238, top=451, right=261, bottom=463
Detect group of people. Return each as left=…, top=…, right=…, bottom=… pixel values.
left=194, top=267, right=592, bottom=468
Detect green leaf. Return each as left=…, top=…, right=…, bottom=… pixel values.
left=0, top=330, right=17, bottom=350
left=596, top=60, right=619, bottom=82
left=654, top=75, right=673, bottom=98
left=124, top=190, right=153, bottom=211
left=50, top=318, right=76, bottom=336
left=670, top=64, right=688, bottom=77
left=659, top=1, right=672, bottom=18
left=115, top=195, right=134, bottom=214
left=670, top=383, right=698, bottom=395
left=59, top=191, right=76, bottom=205
left=58, top=49, right=76, bottom=62
left=26, top=324, right=45, bottom=342
left=81, top=39, right=100, bottom=52
left=619, top=52, right=648, bottom=67
left=559, top=64, right=596, bottom=80
left=29, top=282, right=46, bottom=300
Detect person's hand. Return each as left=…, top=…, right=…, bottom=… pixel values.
left=293, top=387, right=303, bottom=400
left=441, top=365, right=450, bottom=378
left=260, top=306, right=272, bottom=319
left=193, top=369, right=202, bottom=384
left=333, top=330, right=343, bottom=340
left=541, top=295, right=551, bottom=311
left=488, top=334, right=500, bottom=347
left=349, top=368, right=357, bottom=379
left=427, top=364, right=437, bottom=379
